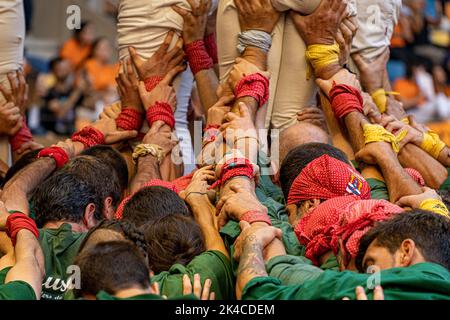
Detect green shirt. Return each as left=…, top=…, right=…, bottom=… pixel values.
left=0, top=267, right=36, bottom=300
left=151, top=250, right=235, bottom=300
left=96, top=290, right=198, bottom=300
left=440, top=168, right=450, bottom=191
left=367, top=178, right=389, bottom=200
left=243, top=262, right=450, bottom=300
left=39, top=223, right=86, bottom=300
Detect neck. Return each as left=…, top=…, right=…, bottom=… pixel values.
left=43, top=221, right=87, bottom=233
left=114, top=286, right=152, bottom=299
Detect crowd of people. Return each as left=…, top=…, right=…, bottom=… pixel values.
left=0, top=0, right=449, bottom=301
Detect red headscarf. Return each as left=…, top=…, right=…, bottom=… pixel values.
left=287, top=155, right=371, bottom=205
left=295, top=197, right=403, bottom=266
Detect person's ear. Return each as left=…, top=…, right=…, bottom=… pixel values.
left=102, top=197, right=115, bottom=220
left=301, top=199, right=321, bottom=214
left=398, top=239, right=416, bottom=267
left=83, top=203, right=97, bottom=230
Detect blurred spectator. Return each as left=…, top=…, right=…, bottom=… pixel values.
left=40, top=58, right=89, bottom=135
left=60, top=21, right=95, bottom=70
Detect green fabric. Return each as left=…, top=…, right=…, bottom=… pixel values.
left=266, top=255, right=323, bottom=286
left=367, top=178, right=389, bottom=200
left=151, top=250, right=235, bottom=300
left=319, top=254, right=339, bottom=271
left=439, top=168, right=450, bottom=191
left=96, top=290, right=198, bottom=300
left=243, top=262, right=450, bottom=300
left=39, top=223, right=87, bottom=300
left=0, top=267, right=36, bottom=300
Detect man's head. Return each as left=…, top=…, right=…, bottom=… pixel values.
left=122, top=186, right=190, bottom=227
left=61, top=155, right=121, bottom=220
left=278, top=123, right=331, bottom=166
left=32, top=171, right=102, bottom=229
left=49, top=57, right=71, bottom=81
left=143, top=215, right=205, bottom=274
left=356, top=210, right=450, bottom=273
left=81, top=145, right=129, bottom=192
left=73, top=241, right=151, bottom=299
left=279, top=143, right=351, bottom=225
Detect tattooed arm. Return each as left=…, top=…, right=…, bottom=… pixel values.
left=235, top=221, right=283, bottom=299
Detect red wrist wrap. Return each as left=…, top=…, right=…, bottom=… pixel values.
left=240, top=210, right=272, bottom=226
left=146, top=102, right=175, bottom=129
left=37, top=146, right=69, bottom=169
left=210, top=158, right=254, bottom=189
left=235, top=73, right=270, bottom=108
left=204, top=33, right=218, bottom=65
left=144, top=76, right=163, bottom=92
left=329, top=84, right=364, bottom=120
left=116, top=108, right=144, bottom=131
left=203, top=124, right=221, bottom=146
left=5, top=213, right=39, bottom=246
left=9, top=118, right=33, bottom=152
left=71, top=126, right=105, bottom=149
left=185, top=40, right=214, bottom=76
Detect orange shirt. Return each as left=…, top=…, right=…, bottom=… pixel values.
left=84, top=58, right=119, bottom=91
left=391, top=24, right=406, bottom=48
left=60, top=38, right=92, bottom=69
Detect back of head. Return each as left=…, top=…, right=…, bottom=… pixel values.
left=32, top=171, right=102, bottom=228
left=122, top=186, right=190, bottom=227
left=279, top=143, right=349, bottom=200
left=73, top=241, right=150, bottom=298
left=61, top=155, right=121, bottom=211
left=1, top=148, right=42, bottom=188
left=81, top=145, right=128, bottom=192
left=143, top=215, right=205, bottom=274
left=356, top=210, right=450, bottom=272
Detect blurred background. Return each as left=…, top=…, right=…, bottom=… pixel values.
left=20, top=0, right=450, bottom=146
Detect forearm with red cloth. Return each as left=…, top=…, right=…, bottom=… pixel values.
left=186, top=36, right=219, bottom=111
left=330, top=84, right=422, bottom=202
left=9, top=118, right=34, bottom=161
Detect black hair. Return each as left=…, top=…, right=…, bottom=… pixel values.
left=356, top=210, right=450, bottom=272
left=73, top=241, right=151, bottom=298
left=81, top=145, right=128, bottom=192
left=279, top=143, right=349, bottom=201
left=87, top=36, right=108, bottom=59
left=437, top=190, right=450, bottom=210
left=78, top=219, right=147, bottom=260
left=1, top=148, right=42, bottom=188
left=122, top=186, right=190, bottom=227
left=143, top=215, right=205, bottom=274
left=32, top=171, right=102, bottom=228
left=49, top=57, right=65, bottom=72
left=61, top=155, right=121, bottom=211
left=73, top=21, right=91, bottom=42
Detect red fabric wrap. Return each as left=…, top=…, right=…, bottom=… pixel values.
left=287, top=155, right=371, bottom=205
left=294, top=197, right=402, bottom=265
left=235, top=73, right=270, bottom=108
left=71, top=126, right=105, bottom=149
left=329, top=84, right=364, bottom=120
left=144, top=76, right=163, bottom=92
left=204, top=33, right=218, bottom=65
left=37, top=147, right=69, bottom=169
left=240, top=210, right=272, bottom=226
left=210, top=158, right=255, bottom=189
left=185, top=40, right=214, bottom=75
left=331, top=200, right=404, bottom=259
left=405, top=168, right=425, bottom=187
left=203, top=124, right=221, bottom=146
left=5, top=213, right=39, bottom=246
left=172, top=172, right=195, bottom=192
left=9, top=118, right=33, bottom=152
left=116, top=108, right=144, bottom=131
left=115, top=179, right=180, bottom=219
left=146, top=102, right=175, bottom=129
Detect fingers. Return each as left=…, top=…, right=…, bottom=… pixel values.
left=166, top=38, right=184, bottom=61
left=395, top=195, right=412, bottom=207
left=201, top=278, right=212, bottom=300
left=238, top=102, right=250, bottom=118
left=182, top=274, right=192, bottom=296
left=223, top=111, right=239, bottom=123
left=193, top=273, right=202, bottom=298
left=160, top=65, right=187, bottom=86
left=156, top=31, right=175, bottom=56
left=128, top=47, right=143, bottom=68
left=138, top=81, right=148, bottom=99
left=106, top=130, right=138, bottom=144
left=351, top=52, right=366, bottom=69
left=355, top=286, right=368, bottom=300
left=172, top=4, right=190, bottom=17
left=151, top=282, right=161, bottom=296
left=373, top=285, right=384, bottom=300
left=239, top=220, right=251, bottom=231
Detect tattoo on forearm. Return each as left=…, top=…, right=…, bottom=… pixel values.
left=238, top=235, right=268, bottom=280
